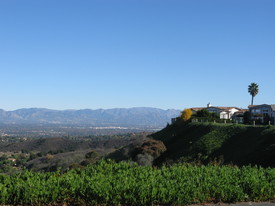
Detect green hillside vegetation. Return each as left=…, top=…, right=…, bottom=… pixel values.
left=0, top=122, right=274, bottom=205
left=151, top=121, right=275, bottom=167
left=0, top=133, right=149, bottom=173
left=0, top=160, right=274, bottom=206
left=106, top=139, right=166, bottom=166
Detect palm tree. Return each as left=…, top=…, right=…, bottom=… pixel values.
left=248, top=82, right=259, bottom=105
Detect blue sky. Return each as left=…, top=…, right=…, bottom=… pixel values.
left=0, top=0, right=274, bottom=111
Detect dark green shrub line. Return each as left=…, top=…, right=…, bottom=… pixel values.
left=0, top=160, right=274, bottom=205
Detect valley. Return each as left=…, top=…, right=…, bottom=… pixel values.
left=0, top=118, right=274, bottom=205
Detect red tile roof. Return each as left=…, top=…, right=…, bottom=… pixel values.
left=191, top=106, right=240, bottom=112
left=191, top=107, right=205, bottom=111
left=210, top=106, right=240, bottom=110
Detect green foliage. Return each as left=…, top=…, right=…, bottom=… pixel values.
left=194, top=109, right=219, bottom=119
left=243, top=111, right=251, bottom=124
left=85, top=150, right=99, bottom=159
left=151, top=122, right=275, bottom=167
left=192, top=124, right=241, bottom=156
left=0, top=153, right=29, bottom=174
left=0, top=160, right=274, bottom=205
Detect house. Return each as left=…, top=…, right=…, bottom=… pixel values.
left=248, top=104, right=275, bottom=124
left=231, top=109, right=249, bottom=123
left=191, top=103, right=240, bottom=120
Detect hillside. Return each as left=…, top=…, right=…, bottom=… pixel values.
left=0, top=134, right=148, bottom=172
left=151, top=121, right=275, bottom=167
left=0, top=107, right=180, bottom=127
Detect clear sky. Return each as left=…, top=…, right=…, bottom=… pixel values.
left=0, top=0, right=274, bottom=111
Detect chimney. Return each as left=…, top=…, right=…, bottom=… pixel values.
left=207, top=103, right=212, bottom=108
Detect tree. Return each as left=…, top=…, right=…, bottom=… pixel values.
left=196, top=109, right=210, bottom=118
left=85, top=151, right=99, bottom=159
left=180, top=109, right=192, bottom=121
left=196, top=109, right=219, bottom=119
left=248, top=82, right=259, bottom=105
left=243, top=111, right=251, bottom=124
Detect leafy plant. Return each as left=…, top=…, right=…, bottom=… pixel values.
left=0, top=161, right=274, bottom=205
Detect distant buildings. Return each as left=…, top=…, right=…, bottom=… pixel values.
left=173, top=103, right=275, bottom=125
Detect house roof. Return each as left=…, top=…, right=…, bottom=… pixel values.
left=191, top=106, right=240, bottom=112
left=248, top=105, right=256, bottom=108
left=249, top=104, right=275, bottom=111
left=248, top=104, right=270, bottom=109
left=191, top=107, right=205, bottom=111
left=234, top=109, right=249, bottom=114
left=208, top=106, right=240, bottom=110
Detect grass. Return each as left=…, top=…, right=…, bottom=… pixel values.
left=151, top=122, right=275, bottom=167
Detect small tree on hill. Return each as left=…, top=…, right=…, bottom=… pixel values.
left=180, top=109, right=193, bottom=121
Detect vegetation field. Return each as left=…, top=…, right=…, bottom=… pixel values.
left=0, top=133, right=149, bottom=173
left=0, top=160, right=274, bottom=205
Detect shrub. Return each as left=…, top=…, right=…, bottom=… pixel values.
left=181, top=108, right=193, bottom=121
left=195, top=109, right=219, bottom=119
left=85, top=151, right=99, bottom=159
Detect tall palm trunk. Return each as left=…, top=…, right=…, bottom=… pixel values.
left=251, top=96, right=254, bottom=105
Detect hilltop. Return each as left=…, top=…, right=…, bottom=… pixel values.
left=151, top=121, right=275, bottom=167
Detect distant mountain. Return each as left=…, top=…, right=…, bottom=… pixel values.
left=0, top=107, right=181, bottom=127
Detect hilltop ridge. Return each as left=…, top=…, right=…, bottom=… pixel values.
left=151, top=121, right=275, bottom=167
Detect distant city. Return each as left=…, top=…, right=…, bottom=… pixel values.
left=0, top=107, right=180, bottom=137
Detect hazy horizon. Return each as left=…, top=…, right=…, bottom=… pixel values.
left=0, top=106, right=182, bottom=112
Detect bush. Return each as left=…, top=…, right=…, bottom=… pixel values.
left=85, top=151, right=99, bottom=159
left=181, top=108, right=193, bottom=121
left=195, top=109, right=219, bottom=119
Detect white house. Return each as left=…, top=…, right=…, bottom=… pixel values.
left=191, top=103, right=240, bottom=120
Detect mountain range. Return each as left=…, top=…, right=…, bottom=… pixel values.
left=0, top=107, right=181, bottom=127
